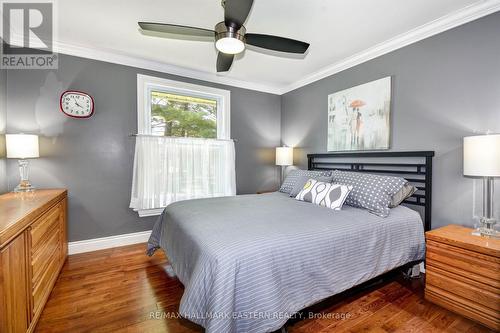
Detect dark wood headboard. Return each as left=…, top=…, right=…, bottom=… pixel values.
left=307, top=151, right=435, bottom=231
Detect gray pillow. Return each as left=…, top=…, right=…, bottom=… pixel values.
left=332, top=170, right=408, bottom=217
left=289, top=174, right=333, bottom=197
left=389, top=183, right=417, bottom=208
left=279, top=169, right=333, bottom=194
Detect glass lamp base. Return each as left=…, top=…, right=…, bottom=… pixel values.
left=474, top=218, right=500, bottom=239
left=14, top=180, right=35, bottom=192
left=15, top=159, right=36, bottom=192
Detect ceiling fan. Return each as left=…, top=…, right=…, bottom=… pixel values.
left=138, top=0, right=310, bottom=72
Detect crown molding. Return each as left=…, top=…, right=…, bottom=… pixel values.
left=51, top=40, right=284, bottom=95
left=279, top=0, right=500, bottom=94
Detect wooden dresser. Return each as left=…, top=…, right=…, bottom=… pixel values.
left=0, top=189, right=67, bottom=333
left=425, top=225, right=500, bottom=331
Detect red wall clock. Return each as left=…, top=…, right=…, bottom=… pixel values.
left=60, top=90, right=94, bottom=118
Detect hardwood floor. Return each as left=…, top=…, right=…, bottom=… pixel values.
left=35, top=243, right=494, bottom=333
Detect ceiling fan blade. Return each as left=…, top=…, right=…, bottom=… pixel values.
left=224, top=0, right=254, bottom=28
left=216, top=52, right=234, bottom=72
left=245, top=33, right=309, bottom=54
left=138, top=22, right=215, bottom=38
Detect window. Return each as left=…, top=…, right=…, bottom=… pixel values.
left=130, top=75, right=235, bottom=217
left=137, top=75, right=230, bottom=139
left=150, top=92, right=217, bottom=138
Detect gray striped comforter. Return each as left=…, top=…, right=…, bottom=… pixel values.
left=148, top=192, right=425, bottom=333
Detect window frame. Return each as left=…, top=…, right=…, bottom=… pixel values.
left=137, top=74, right=230, bottom=139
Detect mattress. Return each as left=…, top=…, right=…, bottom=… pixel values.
left=148, top=192, right=425, bottom=333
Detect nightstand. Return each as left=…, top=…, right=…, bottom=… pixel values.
left=425, top=225, right=500, bottom=331
left=256, top=190, right=277, bottom=194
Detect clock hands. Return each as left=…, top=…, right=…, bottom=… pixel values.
left=73, top=100, right=89, bottom=113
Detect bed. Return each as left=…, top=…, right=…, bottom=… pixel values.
left=147, top=151, right=434, bottom=333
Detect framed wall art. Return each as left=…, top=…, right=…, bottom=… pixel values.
left=327, top=77, right=391, bottom=151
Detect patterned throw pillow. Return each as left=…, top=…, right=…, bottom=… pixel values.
left=295, top=179, right=352, bottom=210
left=332, top=170, right=408, bottom=217
left=279, top=169, right=333, bottom=194
left=289, top=174, right=333, bottom=197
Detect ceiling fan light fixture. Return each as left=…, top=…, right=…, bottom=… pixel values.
left=214, top=21, right=245, bottom=54
left=216, top=37, right=245, bottom=54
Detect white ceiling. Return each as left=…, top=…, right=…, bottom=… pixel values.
left=54, top=0, right=499, bottom=93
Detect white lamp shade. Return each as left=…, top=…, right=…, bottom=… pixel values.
left=463, top=134, right=500, bottom=177
left=276, top=147, right=293, bottom=166
left=6, top=134, right=40, bottom=159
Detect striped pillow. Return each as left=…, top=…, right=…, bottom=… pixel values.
left=295, top=179, right=352, bottom=210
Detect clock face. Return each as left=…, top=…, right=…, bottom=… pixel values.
left=60, top=91, right=94, bottom=118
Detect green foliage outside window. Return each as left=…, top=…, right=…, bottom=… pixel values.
left=151, top=91, right=217, bottom=138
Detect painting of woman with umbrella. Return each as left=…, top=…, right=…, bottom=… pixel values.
left=327, top=77, right=391, bottom=151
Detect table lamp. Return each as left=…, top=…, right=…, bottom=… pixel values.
left=463, top=134, right=500, bottom=237
left=6, top=134, right=39, bottom=192
left=276, top=146, right=293, bottom=183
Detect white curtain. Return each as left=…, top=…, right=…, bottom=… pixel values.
left=130, top=136, right=236, bottom=216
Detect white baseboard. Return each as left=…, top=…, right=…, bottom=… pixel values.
left=68, top=230, right=152, bottom=255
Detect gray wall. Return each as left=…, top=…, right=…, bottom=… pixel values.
left=281, top=12, right=500, bottom=229
left=5, top=55, right=281, bottom=241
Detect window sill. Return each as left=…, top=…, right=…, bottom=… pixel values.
left=135, top=208, right=165, bottom=217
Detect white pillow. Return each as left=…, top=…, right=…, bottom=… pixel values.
left=295, top=179, right=352, bottom=210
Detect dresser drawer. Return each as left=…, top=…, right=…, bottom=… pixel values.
left=31, top=202, right=62, bottom=250
left=426, top=262, right=500, bottom=295
left=425, top=287, right=500, bottom=330
left=32, top=244, right=61, bottom=313
left=426, top=267, right=500, bottom=311
left=32, top=228, right=60, bottom=285
left=426, top=240, right=500, bottom=284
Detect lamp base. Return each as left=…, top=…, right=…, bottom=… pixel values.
left=472, top=177, right=499, bottom=239
left=14, top=180, right=35, bottom=192
left=14, top=159, right=36, bottom=192
left=476, top=217, right=499, bottom=239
